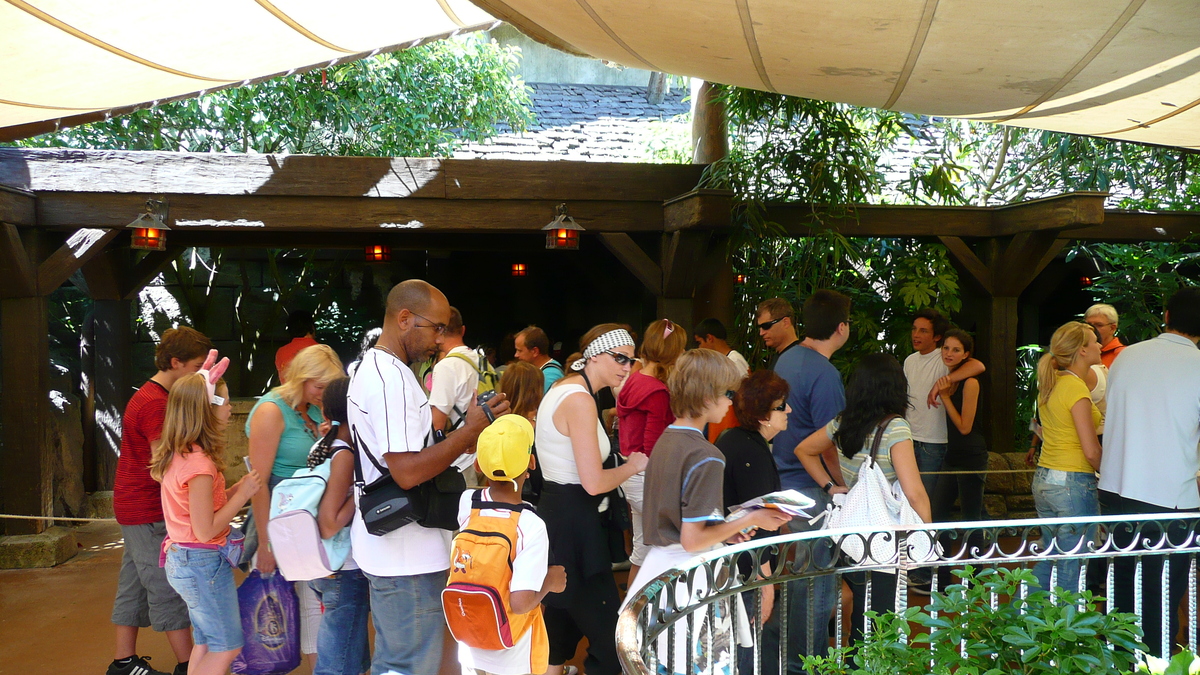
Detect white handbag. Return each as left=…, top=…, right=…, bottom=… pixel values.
left=823, top=416, right=936, bottom=570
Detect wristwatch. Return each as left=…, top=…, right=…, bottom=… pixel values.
left=822, top=480, right=836, bottom=493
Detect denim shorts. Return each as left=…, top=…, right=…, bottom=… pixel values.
left=165, top=546, right=244, bottom=653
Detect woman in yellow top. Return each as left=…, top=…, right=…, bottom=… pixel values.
left=1032, top=321, right=1103, bottom=595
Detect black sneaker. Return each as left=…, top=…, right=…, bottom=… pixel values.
left=106, top=656, right=170, bottom=675
left=172, top=662, right=188, bottom=675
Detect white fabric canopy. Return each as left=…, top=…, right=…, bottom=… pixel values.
left=475, top=0, right=1200, bottom=149
left=0, top=0, right=495, bottom=139
left=1, top=0, right=1198, bottom=148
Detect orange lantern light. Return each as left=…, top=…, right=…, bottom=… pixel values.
left=542, top=203, right=584, bottom=250
left=132, top=226, right=167, bottom=251
left=127, top=199, right=170, bottom=251
left=365, top=244, right=391, bottom=262
left=735, top=274, right=748, bottom=284
left=511, top=263, right=528, bottom=277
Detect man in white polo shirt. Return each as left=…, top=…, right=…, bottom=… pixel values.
left=348, top=279, right=509, bottom=675
left=1099, top=286, right=1200, bottom=657
left=904, top=308, right=986, bottom=498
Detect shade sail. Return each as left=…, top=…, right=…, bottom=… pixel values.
left=0, top=0, right=495, bottom=140
left=1, top=0, right=1198, bottom=148
left=472, top=0, right=1200, bottom=149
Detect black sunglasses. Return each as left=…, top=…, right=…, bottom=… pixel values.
left=757, top=316, right=786, bottom=331
left=724, top=390, right=736, bottom=400
left=772, top=402, right=787, bottom=411
left=603, top=350, right=636, bottom=366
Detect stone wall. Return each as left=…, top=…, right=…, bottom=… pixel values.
left=983, top=451, right=1037, bottom=520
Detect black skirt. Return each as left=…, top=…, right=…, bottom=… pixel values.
left=538, top=481, right=614, bottom=608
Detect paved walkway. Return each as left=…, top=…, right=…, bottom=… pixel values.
left=0, top=522, right=600, bottom=675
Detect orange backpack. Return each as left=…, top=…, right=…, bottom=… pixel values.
left=443, top=491, right=548, bottom=669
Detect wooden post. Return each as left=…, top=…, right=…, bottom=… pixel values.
left=1, top=296, right=52, bottom=534
left=89, top=300, right=131, bottom=491
left=684, top=80, right=733, bottom=328
left=939, top=233, right=1067, bottom=455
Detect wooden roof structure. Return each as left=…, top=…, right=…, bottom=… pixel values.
left=2, top=146, right=1198, bottom=534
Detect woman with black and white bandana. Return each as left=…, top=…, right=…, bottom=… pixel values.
left=536, top=323, right=649, bottom=675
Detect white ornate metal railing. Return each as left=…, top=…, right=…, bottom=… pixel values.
left=616, top=514, right=1200, bottom=675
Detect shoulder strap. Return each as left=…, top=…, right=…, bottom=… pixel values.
left=470, top=488, right=529, bottom=513
left=542, top=360, right=564, bottom=374
left=868, top=414, right=901, bottom=462
left=446, top=351, right=483, bottom=376
left=350, top=424, right=389, bottom=486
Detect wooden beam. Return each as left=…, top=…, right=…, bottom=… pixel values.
left=938, top=236, right=993, bottom=296
left=0, top=222, right=37, bottom=298
left=0, top=184, right=36, bottom=226
left=778, top=203, right=996, bottom=238
left=990, top=192, right=1107, bottom=235
left=662, top=230, right=711, bottom=298
left=0, top=148, right=703, bottom=202
left=36, top=228, right=122, bottom=295
left=167, top=231, right=560, bottom=252
left=123, top=248, right=184, bottom=299
left=34, top=193, right=666, bottom=233
left=597, top=233, right=662, bottom=296
left=664, top=190, right=733, bottom=232
left=442, top=159, right=703, bottom=202
left=1, top=295, right=52, bottom=534
left=80, top=239, right=130, bottom=301
left=1068, top=210, right=1200, bottom=242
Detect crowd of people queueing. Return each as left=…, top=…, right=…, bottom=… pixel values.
left=104, top=279, right=1200, bottom=675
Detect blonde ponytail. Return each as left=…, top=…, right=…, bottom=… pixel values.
left=1036, top=321, right=1095, bottom=405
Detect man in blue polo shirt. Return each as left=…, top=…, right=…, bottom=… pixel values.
left=758, top=291, right=851, bottom=672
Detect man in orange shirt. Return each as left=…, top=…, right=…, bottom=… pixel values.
left=1085, top=303, right=1126, bottom=368
left=276, top=309, right=319, bottom=383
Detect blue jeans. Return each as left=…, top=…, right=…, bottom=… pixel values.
left=165, top=546, right=243, bottom=653
left=365, top=569, right=446, bottom=675
left=310, top=569, right=371, bottom=675
left=913, top=441, right=948, bottom=499
left=760, top=487, right=837, bottom=675
left=1031, top=467, right=1099, bottom=594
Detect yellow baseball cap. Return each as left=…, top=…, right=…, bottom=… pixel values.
left=476, top=414, right=535, bottom=483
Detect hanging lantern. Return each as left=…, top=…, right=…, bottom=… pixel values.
left=735, top=274, right=748, bottom=284
left=542, top=203, right=584, bottom=250
left=127, top=199, right=169, bottom=251
left=365, top=244, right=391, bottom=262
left=511, top=263, right=528, bottom=277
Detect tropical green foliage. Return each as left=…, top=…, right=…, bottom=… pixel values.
left=16, top=36, right=533, bottom=157
left=1071, top=241, right=1200, bottom=344
left=897, top=121, right=1200, bottom=209
left=802, top=566, right=1145, bottom=675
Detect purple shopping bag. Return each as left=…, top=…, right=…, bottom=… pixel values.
left=231, top=570, right=301, bottom=675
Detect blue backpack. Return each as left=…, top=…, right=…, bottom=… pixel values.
left=268, top=452, right=351, bottom=581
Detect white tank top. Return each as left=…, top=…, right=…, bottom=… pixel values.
left=535, top=382, right=611, bottom=485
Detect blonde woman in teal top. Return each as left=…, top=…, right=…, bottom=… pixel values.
left=247, top=343, right=343, bottom=577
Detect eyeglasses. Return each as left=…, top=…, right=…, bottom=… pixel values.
left=603, top=350, right=636, bottom=366
left=724, top=390, right=736, bottom=400
left=410, top=311, right=447, bottom=336
left=757, top=316, right=787, bottom=331
left=772, top=402, right=787, bottom=411
left=1086, top=321, right=1113, bottom=330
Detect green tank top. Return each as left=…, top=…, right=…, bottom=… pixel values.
left=245, top=390, right=324, bottom=478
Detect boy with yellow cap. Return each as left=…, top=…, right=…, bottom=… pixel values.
left=445, top=414, right=567, bottom=675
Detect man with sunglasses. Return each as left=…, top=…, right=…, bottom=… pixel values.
left=757, top=292, right=851, bottom=671
left=347, top=279, right=509, bottom=675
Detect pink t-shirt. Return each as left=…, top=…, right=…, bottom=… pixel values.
left=161, top=445, right=230, bottom=547
left=617, top=370, right=673, bottom=457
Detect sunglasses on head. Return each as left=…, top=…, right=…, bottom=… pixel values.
left=757, top=316, right=786, bottom=331
left=603, top=350, right=636, bottom=366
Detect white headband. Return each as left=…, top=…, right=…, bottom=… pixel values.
left=570, top=329, right=635, bottom=371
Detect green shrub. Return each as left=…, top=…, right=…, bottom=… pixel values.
left=802, top=566, right=1145, bottom=675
